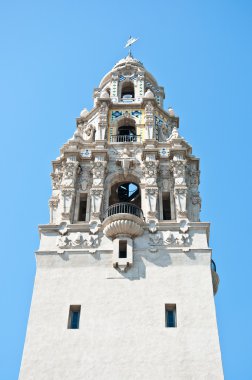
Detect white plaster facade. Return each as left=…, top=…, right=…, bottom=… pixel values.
left=19, top=54, right=223, bottom=380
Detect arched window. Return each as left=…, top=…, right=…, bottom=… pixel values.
left=109, top=182, right=141, bottom=209
left=121, top=82, right=134, bottom=101
left=116, top=118, right=136, bottom=142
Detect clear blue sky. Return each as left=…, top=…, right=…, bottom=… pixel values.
left=0, top=1, right=251, bottom=378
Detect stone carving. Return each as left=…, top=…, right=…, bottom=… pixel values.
left=162, top=178, right=169, bottom=191
left=51, top=168, right=63, bottom=190
left=77, top=166, right=91, bottom=191
left=91, top=160, right=107, bottom=186
left=148, top=219, right=158, bottom=233
left=189, top=168, right=200, bottom=190
left=149, top=231, right=163, bottom=245
left=61, top=189, right=75, bottom=220
left=103, top=219, right=144, bottom=239
left=117, top=148, right=135, bottom=177
left=49, top=196, right=60, bottom=224
left=61, top=161, right=79, bottom=188
left=171, top=155, right=187, bottom=186
left=166, top=231, right=190, bottom=246
left=83, top=123, right=95, bottom=142
left=97, top=102, right=108, bottom=140
left=159, top=123, right=172, bottom=141
left=145, top=101, right=155, bottom=139
left=149, top=230, right=191, bottom=247
left=174, top=188, right=187, bottom=218
left=90, top=188, right=103, bottom=217
left=145, top=187, right=158, bottom=217
left=170, top=126, right=179, bottom=139
left=57, top=232, right=99, bottom=249
left=62, top=189, right=74, bottom=198
left=49, top=196, right=59, bottom=209
left=190, top=192, right=201, bottom=222
left=142, top=160, right=159, bottom=185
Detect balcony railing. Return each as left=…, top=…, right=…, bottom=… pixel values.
left=104, top=202, right=144, bottom=220
left=110, top=135, right=141, bottom=143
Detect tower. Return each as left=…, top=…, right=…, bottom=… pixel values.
left=19, top=54, right=223, bottom=379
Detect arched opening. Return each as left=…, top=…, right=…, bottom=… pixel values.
left=116, top=118, right=136, bottom=142
left=109, top=181, right=141, bottom=208
left=121, top=81, right=134, bottom=101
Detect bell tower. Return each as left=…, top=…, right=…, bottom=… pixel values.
left=19, top=54, right=223, bottom=379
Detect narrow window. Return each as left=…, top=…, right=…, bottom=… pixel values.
left=165, top=304, right=176, bottom=328
left=119, top=240, right=127, bottom=258
left=78, top=194, right=87, bottom=221
left=162, top=192, right=171, bottom=220
left=68, top=305, right=81, bottom=329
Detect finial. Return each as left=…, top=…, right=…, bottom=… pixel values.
left=124, top=35, right=139, bottom=56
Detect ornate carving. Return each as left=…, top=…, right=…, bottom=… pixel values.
left=149, top=231, right=163, bottom=245
left=61, top=161, right=79, bottom=188
left=91, top=161, right=107, bottom=186
left=145, top=101, right=155, bottom=139
left=49, top=196, right=59, bottom=209
left=90, top=188, right=103, bottom=216
left=77, top=166, right=91, bottom=191
left=159, top=122, right=172, bottom=141
left=142, top=160, right=159, bottom=185
left=57, top=232, right=99, bottom=249
left=117, top=148, right=136, bottom=177
left=190, top=192, right=201, bottom=222
left=97, top=102, right=108, bottom=140
left=188, top=168, right=200, bottom=190
left=148, top=230, right=191, bottom=247
left=103, top=219, right=144, bottom=239
left=170, top=126, right=179, bottom=139
left=83, top=123, right=95, bottom=142
left=62, top=189, right=74, bottom=198
left=145, top=187, right=158, bottom=218
left=174, top=188, right=187, bottom=218
left=171, top=156, right=187, bottom=186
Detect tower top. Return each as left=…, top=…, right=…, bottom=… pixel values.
left=97, top=54, right=164, bottom=107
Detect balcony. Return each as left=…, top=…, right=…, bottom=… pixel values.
left=211, top=259, right=220, bottom=295
left=110, top=135, right=142, bottom=143
left=102, top=202, right=144, bottom=239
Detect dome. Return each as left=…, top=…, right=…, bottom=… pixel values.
left=112, top=54, right=144, bottom=70
left=99, top=54, right=158, bottom=88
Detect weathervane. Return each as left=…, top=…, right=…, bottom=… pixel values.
left=125, top=36, right=139, bottom=56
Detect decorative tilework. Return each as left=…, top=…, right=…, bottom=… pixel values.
left=159, top=148, right=169, bottom=158
left=131, top=110, right=142, bottom=118
left=111, top=111, right=123, bottom=120
left=81, top=149, right=91, bottom=158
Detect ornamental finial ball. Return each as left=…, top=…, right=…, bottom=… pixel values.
left=144, top=89, right=155, bottom=98
left=168, top=107, right=175, bottom=117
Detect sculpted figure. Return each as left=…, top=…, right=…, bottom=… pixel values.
left=83, top=124, right=95, bottom=142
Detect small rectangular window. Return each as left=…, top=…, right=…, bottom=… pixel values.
left=68, top=305, right=81, bottom=329
left=119, top=240, right=127, bottom=258
left=165, top=304, right=176, bottom=328
left=78, top=194, right=87, bottom=221
left=162, top=192, right=171, bottom=220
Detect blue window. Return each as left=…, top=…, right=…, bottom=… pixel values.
left=68, top=305, right=81, bottom=329
left=165, top=304, right=176, bottom=328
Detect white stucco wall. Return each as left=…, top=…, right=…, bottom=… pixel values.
left=19, top=246, right=223, bottom=380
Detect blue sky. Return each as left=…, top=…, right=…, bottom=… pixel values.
left=0, top=0, right=252, bottom=378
